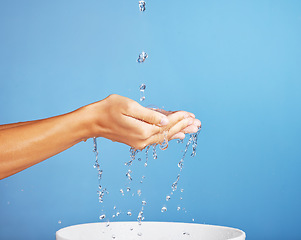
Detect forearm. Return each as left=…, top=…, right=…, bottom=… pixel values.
left=0, top=120, right=36, bottom=130
left=0, top=108, right=90, bottom=179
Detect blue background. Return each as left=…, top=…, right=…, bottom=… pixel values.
left=0, top=0, right=301, bottom=239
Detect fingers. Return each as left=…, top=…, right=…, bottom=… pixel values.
left=145, top=117, right=194, bottom=146
left=126, top=102, right=169, bottom=127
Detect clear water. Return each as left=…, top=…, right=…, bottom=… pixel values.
left=137, top=51, right=148, bottom=63
left=139, top=84, right=146, bottom=102
left=139, top=1, right=146, bottom=12
left=92, top=0, right=202, bottom=232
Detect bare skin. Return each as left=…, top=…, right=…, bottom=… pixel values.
left=0, top=94, right=201, bottom=180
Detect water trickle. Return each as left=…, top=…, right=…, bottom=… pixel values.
left=161, top=207, right=167, bottom=212
left=171, top=174, right=180, bottom=192
left=139, top=84, right=146, bottom=102
left=99, top=214, right=106, bottom=220
left=139, top=1, right=146, bottom=12
left=144, top=145, right=151, bottom=167
left=152, top=144, right=158, bottom=159
left=159, top=131, right=169, bottom=150
left=137, top=51, right=148, bottom=63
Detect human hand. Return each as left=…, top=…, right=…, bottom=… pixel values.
left=82, top=94, right=200, bottom=150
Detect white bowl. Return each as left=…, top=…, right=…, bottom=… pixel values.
left=56, top=221, right=246, bottom=240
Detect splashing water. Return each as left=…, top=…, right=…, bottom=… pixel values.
left=137, top=51, right=148, bottom=63
left=140, top=84, right=146, bottom=102
left=159, top=131, right=168, bottom=150
left=139, top=1, right=146, bottom=12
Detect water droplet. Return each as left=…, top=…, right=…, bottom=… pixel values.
left=127, top=211, right=132, bottom=216
left=112, top=215, right=116, bottom=218
left=139, top=84, right=146, bottom=102
left=142, top=200, right=147, bottom=205
left=137, top=189, right=142, bottom=196
left=138, top=158, right=141, bottom=161
left=127, top=187, right=131, bottom=192
left=126, top=170, right=132, bottom=181
left=177, top=139, right=184, bottom=144
left=177, top=207, right=181, bottom=211
left=137, top=51, right=148, bottom=63
left=120, top=189, right=124, bottom=195
left=192, top=218, right=195, bottom=222
left=183, top=232, right=190, bottom=236
left=181, top=189, right=184, bottom=192
left=180, top=197, right=183, bottom=200
left=166, top=195, right=171, bottom=201
left=106, top=221, right=110, bottom=227
left=130, top=227, right=134, bottom=231
left=58, top=220, right=62, bottom=224
left=137, top=210, right=144, bottom=223
left=116, top=212, right=120, bottom=217
left=99, top=214, right=106, bottom=220
left=139, top=1, right=146, bottom=12
left=142, top=176, right=145, bottom=179
left=144, top=163, right=147, bottom=167
left=113, top=206, right=116, bottom=209
left=138, top=232, right=143, bottom=236
left=161, top=207, right=167, bottom=212
left=112, top=235, right=116, bottom=239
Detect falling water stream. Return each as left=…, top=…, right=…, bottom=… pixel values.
left=91, top=1, right=201, bottom=238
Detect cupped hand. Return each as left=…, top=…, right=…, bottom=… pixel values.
left=84, top=94, right=201, bottom=150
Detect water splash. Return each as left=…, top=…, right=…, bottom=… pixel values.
left=139, top=1, right=146, bottom=12
left=137, top=51, right=148, bottom=63
left=159, top=131, right=168, bottom=150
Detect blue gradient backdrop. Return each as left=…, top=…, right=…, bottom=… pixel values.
left=0, top=1, right=301, bottom=240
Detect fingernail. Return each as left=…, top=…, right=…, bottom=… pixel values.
left=190, top=113, right=195, bottom=118
left=194, top=120, right=201, bottom=127
left=160, top=117, right=169, bottom=126
left=184, top=113, right=190, bottom=119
